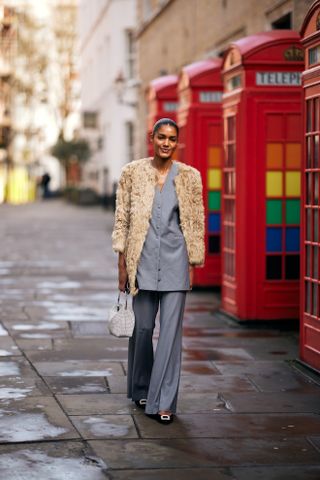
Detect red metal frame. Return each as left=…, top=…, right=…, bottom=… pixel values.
left=221, top=31, right=304, bottom=320
left=177, top=59, right=223, bottom=286
left=300, top=1, right=320, bottom=371
left=146, top=75, right=178, bottom=157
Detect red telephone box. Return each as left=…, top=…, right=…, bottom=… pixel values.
left=177, top=59, right=223, bottom=286
left=300, top=2, right=320, bottom=372
left=146, top=75, right=178, bottom=157
left=221, top=31, right=304, bottom=320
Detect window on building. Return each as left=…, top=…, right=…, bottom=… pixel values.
left=125, top=30, right=135, bottom=79
left=271, top=12, right=292, bottom=30
left=126, top=121, right=134, bottom=162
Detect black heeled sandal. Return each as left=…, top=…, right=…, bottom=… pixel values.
left=155, top=413, right=173, bottom=425
left=135, top=399, right=147, bottom=410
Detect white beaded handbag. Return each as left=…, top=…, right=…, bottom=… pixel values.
left=108, top=291, right=135, bottom=338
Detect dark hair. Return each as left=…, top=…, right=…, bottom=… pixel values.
left=152, top=118, right=179, bottom=137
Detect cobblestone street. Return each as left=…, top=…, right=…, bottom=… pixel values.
left=0, top=200, right=320, bottom=479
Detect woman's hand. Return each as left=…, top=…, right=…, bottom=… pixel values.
left=189, top=265, right=194, bottom=290
left=118, top=253, right=128, bottom=292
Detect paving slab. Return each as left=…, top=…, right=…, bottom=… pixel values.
left=89, top=437, right=320, bottom=469
left=107, top=468, right=234, bottom=480
left=0, top=396, right=79, bottom=442
left=176, top=392, right=230, bottom=414
left=15, top=338, right=53, bottom=350
left=221, top=392, right=320, bottom=413
left=0, top=337, right=21, bottom=356
left=180, top=361, right=221, bottom=375
left=45, top=377, right=109, bottom=395
left=107, top=376, right=127, bottom=394
left=0, top=441, right=107, bottom=480
left=179, top=374, right=257, bottom=393
left=57, top=393, right=137, bottom=415
left=134, top=413, right=320, bottom=439
left=231, top=466, right=320, bottom=480
left=246, top=371, right=320, bottom=393
left=53, top=337, right=128, bottom=350
left=70, top=414, right=138, bottom=439
left=33, top=360, right=124, bottom=377
left=0, top=376, right=51, bottom=398
left=212, top=360, right=294, bottom=376
left=0, top=357, right=40, bottom=378
left=26, top=347, right=127, bottom=362
left=182, top=347, right=254, bottom=361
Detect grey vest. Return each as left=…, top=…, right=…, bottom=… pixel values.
left=136, top=162, right=190, bottom=291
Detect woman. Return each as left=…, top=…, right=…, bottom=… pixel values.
left=112, top=118, right=205, bottom=424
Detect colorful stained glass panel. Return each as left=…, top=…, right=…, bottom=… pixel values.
left=266, top=255, right=282, bottom=279
left=208, top=169, right=221, bottom=189
left=266, top=227, right=282, bottom=252
left=266, top=199, right=282, bottom=224
left=208, top=213, right=221, bottom=233
left=266, top=143, right=283, bottom=169
left=266, top=172, right=283, bottom=197
left=208, top=191, right=221, bottom=210
left=285, top=227, right=300, bottom=252
left=285, top=199, right=300, bottom=224
left=208, top=147, right=222, bottom=167
left=285, top=143, right=301, bottom=169
left=285, top=172, right=301, bottom=197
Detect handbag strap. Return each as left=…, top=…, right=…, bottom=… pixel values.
left=117, top=290, right=129, bottom=309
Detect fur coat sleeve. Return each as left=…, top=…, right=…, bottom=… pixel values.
left=111, top=164, right=132, bottom=253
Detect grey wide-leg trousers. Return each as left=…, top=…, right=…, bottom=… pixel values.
left=127, top=290, right=186, bottom=414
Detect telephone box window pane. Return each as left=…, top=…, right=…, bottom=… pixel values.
left=208, top=169, right=221, bottom=189
left=225, top=199, right=235, bottom=222
left=305, top=281, right=311, bottom=313
left=266, top=172, right=283, bottom=197
left=285, top=227, right=300, bottom=252
left=208, top=213, right=221, bottom=233
left=227, top=144, right=235, bottom=166
left=266, top=255, right=282, bottom=279
left=315, top=98, right=319, bottom=131
left=307, top=100, right=312, bottom=133
left=314, top=209, right=319, bottom=242
left=306, top=245, right=311, bottom=278
left=266, top=227, right=282, bottom=252
left=314, top=173, right=319, bottom=205
left=307, top=137, right=312, bottom=168
left=208, top=235, right=220, bottom=253
left=306, top=173, right=312, bottom=205
left=313, top=283, right=318, bottom=316
left=266, top=143, right=283, bottom=169
left=286, top=143, right=301, bottom=169
left=314, top=246, right=319, bottom=279
left=227, top=117, right=235, bottom=141
left=314, top=136, right=319, bottom=169
left=266, top=199, right=282, bottom=224
left=208, top=147, right=222, bottom=167
left=306, top=208, right=312, bottom=241
left=208, top=191, right=221, bottom=211
left=285, top=255, right=300, bottom=280
left=224, top=172, right=235, bottom=195
left=285, top=172, right=301, bottom=197
left=285, top=199, right=300, bottom=224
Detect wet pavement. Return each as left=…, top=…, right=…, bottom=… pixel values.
left=0, top=200, right=320, bottom=479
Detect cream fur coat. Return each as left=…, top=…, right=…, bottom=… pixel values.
left=112, top=157, right=205, bottom=296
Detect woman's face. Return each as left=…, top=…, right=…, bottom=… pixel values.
left=152, top=124, right=178, bottom=160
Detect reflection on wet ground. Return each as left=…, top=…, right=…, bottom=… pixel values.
left=0, top=201, right=320, bottom=478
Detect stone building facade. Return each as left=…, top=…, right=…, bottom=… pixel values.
left=136, top=0, right=314, bottom=157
